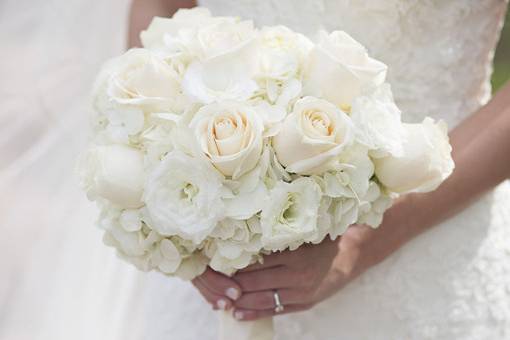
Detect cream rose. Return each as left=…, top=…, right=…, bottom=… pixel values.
left=272, top=96, right=354, bottom=175
left=304, top=31, right=387, bottom=109
left=374, top=118, right=454, bottom=194
left=78, top=144, right=145, bottom=208
left=189, top=101, right=264, bottom=179
left=93, top=49, right=188, bottom=114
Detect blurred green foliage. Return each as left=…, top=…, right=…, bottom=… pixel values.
left=493, top=8, right=510, bottom=91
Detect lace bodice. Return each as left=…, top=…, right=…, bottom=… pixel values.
left=199, top=0, right=507, bottom=128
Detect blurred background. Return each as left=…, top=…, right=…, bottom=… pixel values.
left=0, top=1, right=508, bottom=340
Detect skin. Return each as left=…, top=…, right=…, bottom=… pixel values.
left=129, top=0, right=510, bottom=321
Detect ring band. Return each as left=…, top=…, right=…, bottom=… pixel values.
left=273, top=290, right=284, bottom=313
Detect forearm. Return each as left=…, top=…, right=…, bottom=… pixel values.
left=364, top=83, right=510, bottom=266
left=128, top=0, right=196, bottom=48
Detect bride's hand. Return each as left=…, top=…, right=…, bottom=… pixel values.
left=191, top=267, right=243, bottom=311
left=230, top=224, right=378, bottom=321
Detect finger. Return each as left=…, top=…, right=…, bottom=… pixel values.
left=192, top=278, right=233, bottom=311
left=233, top=304, right=313, bottom=321
left=234, top=266, right=299, bottom=292
left=238, top=251, right=295, bottom=273
left=233, top=289, right=305, bottom=310
left=198, top=267, right=242, bottom=300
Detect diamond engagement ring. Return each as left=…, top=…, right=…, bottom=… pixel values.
left=273, top=290, right=284, bottom=313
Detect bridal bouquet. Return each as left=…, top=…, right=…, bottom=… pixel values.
left=78, top=7, right=454, bottom=340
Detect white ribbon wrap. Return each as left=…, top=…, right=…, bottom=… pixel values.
left=219, top=311, right=274, bottom=340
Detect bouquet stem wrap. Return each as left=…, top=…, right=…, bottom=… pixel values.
left=219, top=311, right=274, bottom=340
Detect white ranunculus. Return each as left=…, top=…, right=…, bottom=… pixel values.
left=375, top=118, right=454, bottom=194
left=258, top=26, right=313, bottom=81
left=189, top=101, right=264, bottom=179
left=351, top=84, right=405, bottom=157
left=182, top=18, right=259, bottom=104
left=144, top=151, right=226, bottom=243
left=260, top=177, right=322, bottom=251
left=78, top=144, right=145, bottom=208
left=304, top=31, right=387, bottom=108
left=93, top=49, right=188, bottom=114
left=140, top=8, right=214, bottom=50
left=272, top=96, right=354, bottom=175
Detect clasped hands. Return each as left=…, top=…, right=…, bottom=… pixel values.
left=192, top=223, right=378, bottom=321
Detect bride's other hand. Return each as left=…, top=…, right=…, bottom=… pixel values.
left=191, top=267, right=243, bottom=311
left=230, top=81, right=510, bottom=321
left=230, top=224, right=384, bottom=321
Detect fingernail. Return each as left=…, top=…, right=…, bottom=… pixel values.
left=226, top=287, right=240, bottom=300
left=234, top=311, right=244, bottom=320
left=217, top=299, right=228, bottom=310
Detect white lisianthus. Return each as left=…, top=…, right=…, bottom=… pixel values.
left=144, top=151, right=226, bottom=243
left=93, top=49, right=188, bottom=114
left=78, top=144, right=145, bottom=208
left=189, top=101, right=264, bottom=179
left=304, top=31, right=387, bottom=109
left=375, top=118, right=454, bottom=194
left=257, top=26, right=313, bottom=81
left=272, top=96, right=354, bottom=175
left=260, top=177, right=322, bottom=251
left=351, top=84, right=405, bottom=157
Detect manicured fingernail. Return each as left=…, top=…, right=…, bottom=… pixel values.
left=226, top=287, right=240, bottom=300
left=234, top=311, right=244, bottom=320
left=217, top=299, right=228, bottom=310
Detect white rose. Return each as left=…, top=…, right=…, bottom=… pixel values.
left=140, top=8, right=214, bottom=50
left=93, top=49, right=188, bottom=114
left=351, top=84, right=404, bottom=157
left=304, top=31, right=387, bottom=109
left=194, top=17, right=256, bottom=60
left=258, top=26, right=313, bottom=81
left=78, top=144, right=145, bottom=208
left=260, top=177, right=322, bottom=251
left=182, top=19, right=258, bottom=104
left=374, top=118, right=454, bottom=194
left=272, top=96, right=354, bottom=175
left=189, top=101, right=264, bottom=179
left=144, top=151, right=225, bottom=243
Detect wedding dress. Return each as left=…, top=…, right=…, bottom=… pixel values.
left=137, top=1, right=510, bottom=339
left=1, top=1, right=508, bottom=340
